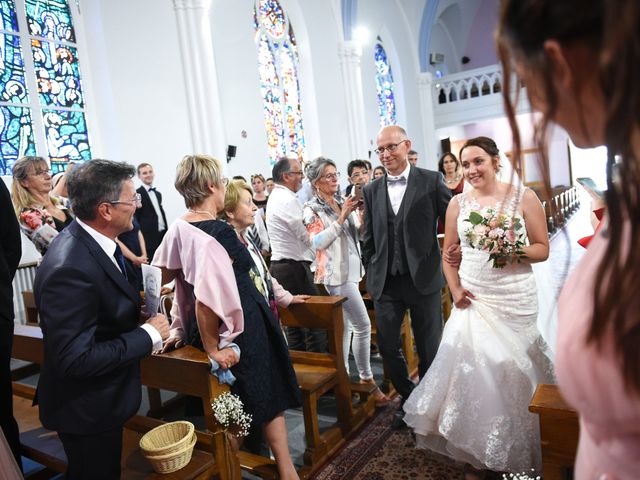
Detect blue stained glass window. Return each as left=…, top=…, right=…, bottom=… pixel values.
left=32, top=39, right=82, bottom=107
left=0, top=105, right=36, bottom=174
left=374, top=40, right=397, bottom=127
left=42, top=109, right=90, bottom=167
left=25, top=0, right=75, bottom=42
left=0, top=33, right=28, bottom=103
left=0, top=0, right=90, bottom=175
left=254, top=0, right=306, bottom=165
left=0, top=0, right=18, bottom=32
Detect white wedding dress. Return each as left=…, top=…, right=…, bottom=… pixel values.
left=403, top=189, right=555, bottom=473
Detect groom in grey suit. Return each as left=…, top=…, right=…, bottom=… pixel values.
left=362, top=126, right=451, bottom=420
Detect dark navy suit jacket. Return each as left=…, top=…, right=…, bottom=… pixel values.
left=34, top=220, right=152, bottom=434
left=135, top=185, right=167, bottom=235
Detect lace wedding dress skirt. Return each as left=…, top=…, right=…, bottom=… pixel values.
left=403, top=192, right=555, bottom=473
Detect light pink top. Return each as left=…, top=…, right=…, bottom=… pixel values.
left=557, top=224, right=640, bottom=480
left=152, top=219, right=244, bottom=350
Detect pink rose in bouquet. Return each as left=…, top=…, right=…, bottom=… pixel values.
left=463, top=208, right=526, bottom=268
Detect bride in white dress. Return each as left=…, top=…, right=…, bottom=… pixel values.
left=403, top=137, right=555, bottom=477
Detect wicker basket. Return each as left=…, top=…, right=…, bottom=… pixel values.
left=143, top=431, right=197, bottom=474
left=139, top=421, right=195, bottom=457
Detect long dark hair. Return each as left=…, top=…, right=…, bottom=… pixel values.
left=497, top=0, right=640, bottom=394
left=437, top=152, right=460, bottom=176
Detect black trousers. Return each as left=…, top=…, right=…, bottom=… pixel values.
left=59, top=426, right=123, bottom=479
left=269, top=259, right=327, bottom=352
left=0, top=321, right=21, bottom=470
left=373, top=273, right=442, bottom=400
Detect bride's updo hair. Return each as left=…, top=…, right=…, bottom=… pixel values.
left=458, top=136, right=501, bottom=173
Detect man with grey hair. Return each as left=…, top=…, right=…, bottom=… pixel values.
left=34, top=160, right=170, bottom=479
left=362, top=126, right=450, bottom=428
left=267, top=157, right=326, bottom=352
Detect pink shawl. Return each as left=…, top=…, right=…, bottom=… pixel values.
left=153, top=218, right=244, bottom=348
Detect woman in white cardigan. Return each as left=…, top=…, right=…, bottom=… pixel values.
left=302, top=157, right=389, bottom=406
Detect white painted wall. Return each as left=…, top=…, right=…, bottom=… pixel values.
left=78, top=0, right=192, bottom=223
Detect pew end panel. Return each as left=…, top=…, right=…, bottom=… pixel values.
left=529, top=384, right=579, bottom=480
left=279, top=295, right=375, bottom=478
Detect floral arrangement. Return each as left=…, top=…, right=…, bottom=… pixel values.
left=463, top=208, right=526, bottom=268
left=502, top=471, right=541, bottom=480
left=211, top=392, right=252, bottom=437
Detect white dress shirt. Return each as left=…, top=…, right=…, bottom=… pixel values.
left=76, top=218, right=163, bottom=351
left=387, top=162, right=411, bottom=215
left=266, top=184, right=314, bottom=262
left=145, top=185, right=166, bottom=231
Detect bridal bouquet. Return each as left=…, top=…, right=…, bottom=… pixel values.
left=463, top=208, right=526, bottom=268
left=211, top=392, right=252, bottom=437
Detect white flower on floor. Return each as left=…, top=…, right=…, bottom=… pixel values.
left=211, top=392, right=252, bottom=437
left=502, top=471, right=541, bottom=480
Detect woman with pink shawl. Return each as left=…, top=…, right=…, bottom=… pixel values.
left=154, top=155, right=301, bottom=480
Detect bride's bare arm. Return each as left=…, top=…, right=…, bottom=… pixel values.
left=442, top=198, right=474, bottom=308
left=520, top=189, right=550, bottom=263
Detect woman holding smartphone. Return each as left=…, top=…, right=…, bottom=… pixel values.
left=302, top=157, right=389, bottom=406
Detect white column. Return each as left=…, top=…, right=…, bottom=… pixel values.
left=337, top=41, right=368, bottom=160
left=172, top=0, right=226, bottom=159
left=417, top=72, right=438, bottom=169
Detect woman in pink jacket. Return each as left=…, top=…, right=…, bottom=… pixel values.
left=497, top=1, right=640, bottom=478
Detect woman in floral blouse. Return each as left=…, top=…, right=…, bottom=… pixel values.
left=303, top=157, right=389, bottom=406
left=11, top=156, right=73, bottom=255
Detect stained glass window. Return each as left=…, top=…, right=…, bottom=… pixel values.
left=374, top=38, right=397, bottom=127
left=1, top=33, right=28, bottom=102
left=32, top=40, right=83, bottom=107
left=253, top=0, right=306, bottom=165
left=0, top=105, right=36, bottom=173
left=0, top=0, right=17, bottom=31
left=25, top=0, right=75, bottom=42
left=0, top=0, right=90, bottom=175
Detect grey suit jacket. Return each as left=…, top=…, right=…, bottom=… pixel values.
left=361, top=166, right=451, bottom=300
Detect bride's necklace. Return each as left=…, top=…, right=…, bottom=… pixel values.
left=187, top=209, right=216, bottom=220
left=445, top=173, right=462, bottom=185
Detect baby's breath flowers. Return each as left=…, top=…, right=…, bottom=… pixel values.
left=502, top=471, right=541, bottom=480
left=211, top=392, right=252, bottom=437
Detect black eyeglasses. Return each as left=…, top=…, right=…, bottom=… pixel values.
left=287, top=170, right=304, bottom=176
left=374, top=140, right=407, bottom=156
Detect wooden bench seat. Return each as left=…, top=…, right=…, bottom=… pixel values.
left=279, top=296, right=375, bottom=479
left=11, top=325, right=280, bottom=480
left=529, top=383, right=579, bottom=480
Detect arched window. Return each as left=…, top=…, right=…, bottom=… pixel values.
left=253, top=0, right=306, bottom=165
left=0, top=0, right=91, bottom=175
left=374, top=37, right=397, bottom=127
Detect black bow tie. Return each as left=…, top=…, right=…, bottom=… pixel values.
left=387, top=176, right=407, bottom=185
left=149, top=187, right=156, bottom=192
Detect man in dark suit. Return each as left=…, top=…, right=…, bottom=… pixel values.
left=0, top=180, right=22, bottom=470
left=34, top=160, right=169, bottom=479
left=362, top=125, right=451, bottom=426
left=135, top=163, right=167, bottom=260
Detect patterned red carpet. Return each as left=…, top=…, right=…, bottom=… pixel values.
left=312, top=399, right=464, bottom=479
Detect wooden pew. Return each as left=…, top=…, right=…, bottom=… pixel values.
left=279, top=296, right=376, bottom=479
left=11, top=325, right=277, bottom=479
left=529, top=384, right=579, bottom=480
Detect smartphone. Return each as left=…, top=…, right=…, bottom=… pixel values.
left=352, top=184, right=363, bottom=203
left=576, top=177, right=604, bottom=198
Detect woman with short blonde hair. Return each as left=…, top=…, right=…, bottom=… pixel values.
left=156, top=162, right=301, bottom=480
